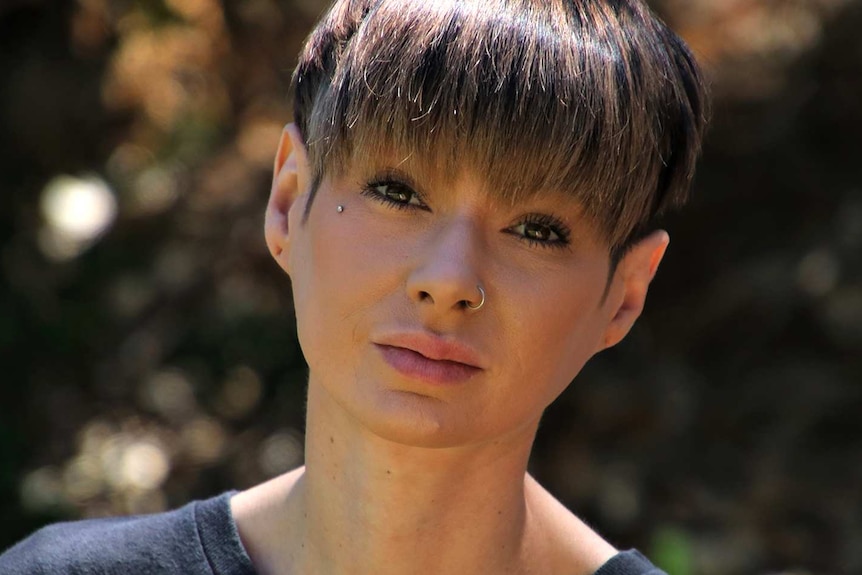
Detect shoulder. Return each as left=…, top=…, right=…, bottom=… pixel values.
left=524, top=474, right=616, bottom=573
left=524, top=475, right=666, bottom=575
left=0, top=492, right=253, bottom=575
left=0, top=503, right=201, bottom=575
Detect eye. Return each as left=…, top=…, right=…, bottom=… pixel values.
left=507, top=214, right=570, bottom=249
left=361, top=180, right=428, bottom=211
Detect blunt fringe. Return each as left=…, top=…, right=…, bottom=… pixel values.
left=292, top=0, right=709, bottom=257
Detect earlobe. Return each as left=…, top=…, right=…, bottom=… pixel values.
left=599, top=230, right=670, bottom=350
left=264, top=123, right=309, bottom=272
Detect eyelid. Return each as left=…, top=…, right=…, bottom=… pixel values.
left=527, top=213, right=571, bottom=236
left=367, top=168, right=425, bottom=197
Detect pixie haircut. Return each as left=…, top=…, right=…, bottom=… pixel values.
left=292, top=0, right=708, bottom=260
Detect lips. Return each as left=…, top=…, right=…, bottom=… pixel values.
left=373, top=332, right=485, bottom=384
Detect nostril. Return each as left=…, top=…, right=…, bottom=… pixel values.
left=419, top=291, right=434, bottom=303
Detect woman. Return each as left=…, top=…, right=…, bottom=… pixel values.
left=0, top=0, right=707, bottom=573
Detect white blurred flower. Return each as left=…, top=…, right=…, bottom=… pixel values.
left=120, top=440, right=171, bottom=491
left=39, top=174, right=117, bottom=260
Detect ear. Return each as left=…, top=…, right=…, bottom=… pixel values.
left=264, top=123, right=310, bottom=274
left=598, top=230, right=669, bottom=350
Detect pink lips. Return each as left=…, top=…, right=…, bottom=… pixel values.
left=374, top=332, right=485, bottom=384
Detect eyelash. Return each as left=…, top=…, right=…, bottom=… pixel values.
left=360, top=178, right=571, bottom=249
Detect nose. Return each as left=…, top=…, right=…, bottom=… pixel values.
left=406, top=216, right=485, bottom=313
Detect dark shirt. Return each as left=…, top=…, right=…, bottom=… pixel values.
left=0, top=493, right=666, bottom=574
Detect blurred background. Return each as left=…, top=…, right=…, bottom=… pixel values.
left=0, top=0, right=860, bottom=573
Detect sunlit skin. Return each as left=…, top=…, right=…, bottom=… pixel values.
left=232, top=124, right=669, bottom=575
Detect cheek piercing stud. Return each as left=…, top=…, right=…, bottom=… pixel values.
left=466, top=285, right=486, bottom=311
left=336, top=205, right=344, bottom=213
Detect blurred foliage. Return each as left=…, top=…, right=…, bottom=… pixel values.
left=652, top=526, right=695, bottom=575
left=0, top=1, right=860, bottom=574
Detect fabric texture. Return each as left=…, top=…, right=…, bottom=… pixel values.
left=0, top=492, right=255, bottom=575
left=594, top=549, right=668, bottom=575
left=0, top=492, right=666, bottom=574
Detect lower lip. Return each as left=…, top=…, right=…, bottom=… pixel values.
left=375, top=344, right=481, bottom=384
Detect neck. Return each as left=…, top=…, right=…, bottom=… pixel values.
left=287, top=382, right=542, bottom=575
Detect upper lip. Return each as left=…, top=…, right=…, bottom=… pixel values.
left=374, top=331, right=486, bottom=369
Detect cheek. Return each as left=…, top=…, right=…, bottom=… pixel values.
left=290, top=205, right=407, bottom=358
left=307, top=209, right=404, bottom=303
left=506, top=272, right=607, bottom=393
left=288, top=209, right=355, bottom=362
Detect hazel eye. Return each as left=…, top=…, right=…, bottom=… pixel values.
left=514, top=222, right=560, bottom=243
left=375, top=183, right=423, bottom=206
left=506, top=214, right=570, bottom=249
left=362, top=179, right=429, bottom=211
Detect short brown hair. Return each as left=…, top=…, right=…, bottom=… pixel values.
left=292, top=0, right=708, bottom=259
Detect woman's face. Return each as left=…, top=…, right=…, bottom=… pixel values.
left=281, top=153, right=633, bottom=449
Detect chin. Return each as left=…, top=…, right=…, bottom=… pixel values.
left=341, top=387, right=490, bottom=449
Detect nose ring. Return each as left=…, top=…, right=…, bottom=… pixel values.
left=465, top=285, right=486, bottom=311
